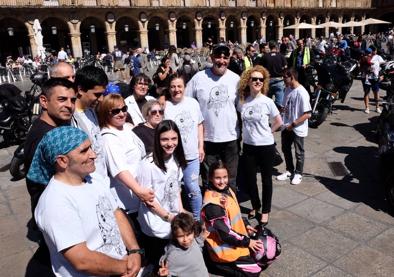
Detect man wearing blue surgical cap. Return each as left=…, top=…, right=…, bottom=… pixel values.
left=31, top=126, right=141, bottom=277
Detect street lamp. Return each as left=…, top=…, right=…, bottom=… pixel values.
left=51, top=26, right=57, bottom=35
left=207, top=21, right=212, bottom=29
left=269, top=20, right=273, bottom=27
left=124, top=24, right=129, bottom=32
left=182, top=22, right=187, bottom=29
left=90, top=25, right=95, bottom=33
left=155, top=23, right=160, bottom=31
left=285, top=20, right=289, bottom=26
left=7, top=27, right=14, bottom=36
left=230, top=21, right=234, bottom=28
left=250, top=20, right=254, bottom=27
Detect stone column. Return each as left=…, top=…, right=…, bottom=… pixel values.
left=277, top=16, right=284, bottom=41
left=67, top=21, right=82, bottom=58
left=168, top=20, right=177, bottom=47
left=350, top=15, right=355, bottom=35
left=311, top=16, right=316, bottom=39
left=240, top=17, right=247, bottom=46
left=194, top=19, right=203, bottom=48
left=325, top=15, right=330, bottom=38
left=337, top=15, right=343, bottom=34
left=219, top=18, right=226, bottom=41
left=24, top=22, right=37, bottom=57
left=105, top=22, right=117, bottom=52
left=294, top=16, right=300, bottom=39
left=361, top=14, right=366, bottom=34
left=138, top=21, right=149, bottom=50
left=260, top=17, right=267, bottom=41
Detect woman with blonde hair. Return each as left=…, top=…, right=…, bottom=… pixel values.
left=237, top=65, right=283, bottom=226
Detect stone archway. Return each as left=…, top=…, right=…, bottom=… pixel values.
left=41, top=17, right=71, bottom=55
left=0, top=18, right=29, bottom=63
left=176, top=15, right=193, bottom=48
left=353, top=15, right=363, bottom=36
left=283, top=15, right=295, bottom=37
left=316, top=15, right=325, bottom=38
left=115, top=16, right=139, bottom=51
left=247, top=15, right=259, bottom=43
left=80, top=17, right=107, bottom=56
left=226, top=15, right=239, bottom=44
left=202, top=16, right=218, bottom=44
left=299, top=15, right=312, bottom=39
left=341, top=14, right=352, bottom=35
left=329, top=14, right=340, bottom=35
left=147, top=16, right=168, bottom=50
left=266, top=15, right=276, bottom=42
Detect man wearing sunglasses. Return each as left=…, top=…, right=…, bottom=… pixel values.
left=72, top=65, right=109, bottom=184
left=186, top=43, right=240, bottom=187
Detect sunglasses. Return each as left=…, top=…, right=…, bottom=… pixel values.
left=93, top=92, right=104, bottom=98
left=149, top=109, right=164, bottom=116
left=251, top=77, right=264, bottom=82
left=110, top=105, right=128, bottom=115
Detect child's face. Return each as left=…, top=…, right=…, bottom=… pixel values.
left=174, top=228, right=194, bottom=249
left=210, top=168, right=229, bottom=190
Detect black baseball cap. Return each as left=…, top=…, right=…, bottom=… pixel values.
left=212, top=44, right=230, bottom=57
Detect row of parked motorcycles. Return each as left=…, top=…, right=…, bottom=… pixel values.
left=305, top=49, right=358, bottom=128
left=0, top=71, right=47, bottom=179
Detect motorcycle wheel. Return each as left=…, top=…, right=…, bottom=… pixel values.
left=309, top=106, right=329, bottom=128
left=9, top=155, right=26, bottom=180
left=384, top=172, right=394, bottom=215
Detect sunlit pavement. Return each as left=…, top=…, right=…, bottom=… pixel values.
left=0, top=78, right=393, bottom=276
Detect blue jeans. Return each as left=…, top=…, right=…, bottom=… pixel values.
left=183, top=158, right=202, bottom=220
left=268, top=80, right=285, bottom=108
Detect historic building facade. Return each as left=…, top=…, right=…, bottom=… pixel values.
left=0, top=0, right=391, bottom=60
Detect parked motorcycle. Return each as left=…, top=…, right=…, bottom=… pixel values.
left=8, top=71, right=47, bottom=179
left=377, top=78, right=394, bottom=214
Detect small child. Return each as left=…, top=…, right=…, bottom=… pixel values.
left=158, top=213, right=209, bottom=277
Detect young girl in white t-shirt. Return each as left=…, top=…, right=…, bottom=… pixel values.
left=136, top=120, right=188, bottom=269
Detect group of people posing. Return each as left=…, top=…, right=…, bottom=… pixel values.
left=24, top=42, right=311, bottom=277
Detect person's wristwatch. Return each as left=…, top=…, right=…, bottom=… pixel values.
left=291, top=122, right=296, bottom=128
left=126, top=248, right=145, bottom=255
left=163, top=212, right=171, bottom=222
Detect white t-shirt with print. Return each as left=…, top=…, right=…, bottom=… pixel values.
left=101, top=124, right=146, bottom=213
left=282, top=85, right=312, bottom=137
left=35, top=177, right=126, bottom=277
left=72, top=108, right=109, bottom=185
left=136, top=155, right=183, bottom=239
left=185, top=68, right=240, bottom=142
left=165, top=96, right=204, bottom=160
left=237, top=94, right=279, bottom=146
left=370, top=54, right=384, bottom=77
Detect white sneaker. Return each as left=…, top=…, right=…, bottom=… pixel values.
left=364, top=108, right=370, bottom=114
left=277, top=171, right=291, bottom=181
left=291, top=174, right=302, bottom=185
left=376, top=107, right=382, bottom=114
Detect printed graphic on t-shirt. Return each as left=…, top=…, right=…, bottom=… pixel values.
left=96, top=195, right=123, bottom=256
left=174, top=111, right=195, bottom=143
left=208, top=85, right=229, bottom=116
left=242, top=104, right=266, bottom=135
left=161, top=173, right=179, bottom=213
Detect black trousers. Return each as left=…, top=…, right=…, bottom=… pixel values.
left=201, top=140, right=239, bottom=187
left=281, top=129, right=305, bottom=175
left=242, top=143, right=274, bottom=213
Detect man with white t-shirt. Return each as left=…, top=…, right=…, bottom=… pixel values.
left=30, top=126, right=141, bottom=277
left=72, top=66, right=109, bottom=184
left=185, top=44, right=240, bottom=186
left=277, top=68, right=311, bottom=185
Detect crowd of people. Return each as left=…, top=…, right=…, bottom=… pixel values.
left=21, top=27, right=394, bottom=277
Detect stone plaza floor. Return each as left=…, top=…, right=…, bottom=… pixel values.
left=0, top=78, right=393, bottom=276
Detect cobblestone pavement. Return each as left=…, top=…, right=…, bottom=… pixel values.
left=0, top=79, right=393, bottom=276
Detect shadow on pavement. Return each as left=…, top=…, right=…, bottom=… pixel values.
left=315, top=145, right=390, bottom=214
left=25, top=245, right=54, bottom=277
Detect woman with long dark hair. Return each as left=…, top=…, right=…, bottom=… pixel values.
left=136, top=120, right=188, bottom=268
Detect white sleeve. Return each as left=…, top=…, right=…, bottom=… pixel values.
left=135, top=160, right=153, bottom=190
left=102, top=134, right=130, bottom=178
left=42, top=200, right=86, bottom=252
left=269, top=99, right=280, bottom=120
left=185, top=76, right=196, bottom=98
left=301, top=92, right=312, bottom=113
left=193, top=98, right=204, bottom=124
